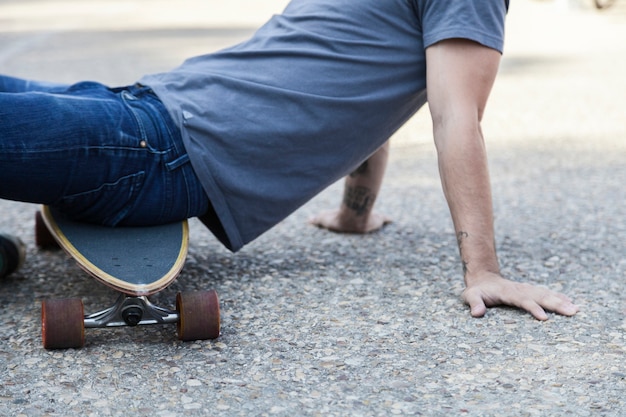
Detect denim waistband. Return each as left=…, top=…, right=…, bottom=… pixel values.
left=116, top=83, right=186, bottom=160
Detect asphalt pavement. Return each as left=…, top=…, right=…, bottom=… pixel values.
left=1, top=1, right=625, bottom=416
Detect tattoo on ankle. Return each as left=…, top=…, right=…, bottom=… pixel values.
left=343, top=185, right=374, bottom=216
left=349, top=161, right=369, bottom=178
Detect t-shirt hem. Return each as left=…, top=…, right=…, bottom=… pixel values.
left=183, top=139, right=245, bottom=252
left=423, top=30, right=505, bottom=54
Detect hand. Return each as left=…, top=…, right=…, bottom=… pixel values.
left=461, top=271, right=579, bottom=320
left=309, top=209, right=391, bottom=234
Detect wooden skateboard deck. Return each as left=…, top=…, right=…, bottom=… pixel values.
left=39, top=206, right=188, bottom=296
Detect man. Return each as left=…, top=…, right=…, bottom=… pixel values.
left=0, top=0, right=578, bottom=319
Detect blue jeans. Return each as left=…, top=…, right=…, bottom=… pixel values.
left=0, top=75, right=209, bottom=226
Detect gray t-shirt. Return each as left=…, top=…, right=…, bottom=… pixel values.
left=140, top=0, right=508, bottom=251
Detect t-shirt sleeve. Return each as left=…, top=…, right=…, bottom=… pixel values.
left=420, top=0, right=508, bottom=53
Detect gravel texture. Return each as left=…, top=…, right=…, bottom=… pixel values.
left=1, top=1, right=625, bottom=416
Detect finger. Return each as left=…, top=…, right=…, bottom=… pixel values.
left=308, top=211, right=327, bottom=223
left=308, top=216, right=323, bottom=227
left=519, top=290, right=579, bottom=320
left=366, top=213, right=393, bottom=233
left=519, top=299, right=549, bottom=321
left=537, top=292, right=579, bottom=317
left=308, top=212, right=334, bottom=229
left=462, top=289, right=488, bottom=318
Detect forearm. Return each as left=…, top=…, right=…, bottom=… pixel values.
left=309, top=142, right=391, bottom=233
left=309, top=141, right=390, bottom=233
left=435, top=125, right=500, bottom=282
left=339, top=141, right=390, bottom=223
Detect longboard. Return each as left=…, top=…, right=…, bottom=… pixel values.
left=36, top=206, right=220, bottom=349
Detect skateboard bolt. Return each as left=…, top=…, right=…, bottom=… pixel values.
left=122, top=307, right=143, bottom=326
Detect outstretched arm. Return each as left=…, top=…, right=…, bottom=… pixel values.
left=309, top=141, right=391, bottom=233
left=426, top=39, right=578, bottom=320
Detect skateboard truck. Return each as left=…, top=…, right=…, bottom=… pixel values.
left=85, top=294, right=179, bottom=328
left=41, top=290, right=220, bottom=349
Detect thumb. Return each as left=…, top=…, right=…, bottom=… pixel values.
left=462, top=289, right=488, bottom=318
